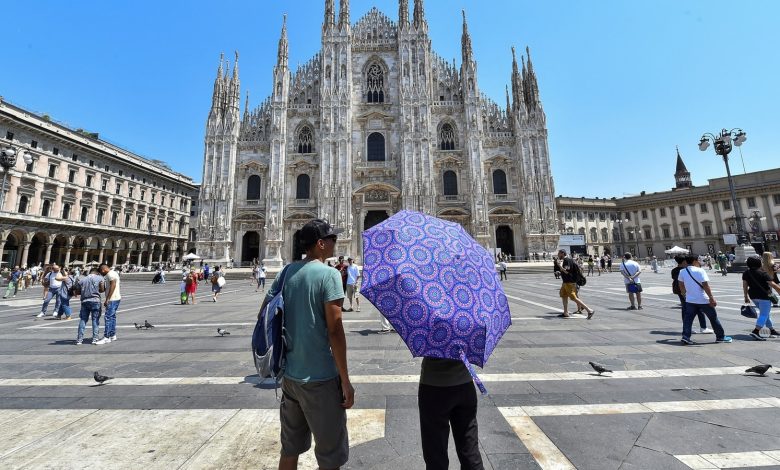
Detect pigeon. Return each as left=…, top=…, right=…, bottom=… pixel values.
left=134, top=322, right=143, bottom=330
left=745, top=364, right=772, bottom=376
left=217, top=328, right=230, bottom=337
left=589, top=361, right=613, bottom=375
left=144, top=320, right=155, bottom=329
left=93, top=371, right=113, bottom=384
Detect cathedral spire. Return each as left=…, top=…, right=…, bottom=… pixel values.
left=339, top=0, right=350, bottom=30
left=243, top=90, right=250, bottom=121
left=324, top=0, right=335, bottom=33
left=277, top=14, right=288, bottom=67
left=211, top=52, right=225, bottom=109
left=413, top=0, right=427, bottom=30
left=510, top=47, right=526, bottom=117
left=524, top=46, right=541, bottom=110
left=232, top=50, right=239, bottom=81
left=461, top=10, right=473, bottom=63
left=399, top=0, right=409, bottom=30
left=674, top=146, right=692, bottom=189
left=505, top=85, right=511, bottom=114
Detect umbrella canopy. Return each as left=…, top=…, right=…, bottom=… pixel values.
left=182, top=253, right=201, bottom=260
left=69, top=260, right=85, bottom=266
left=664, top=246, right=690, bottom=255
left=361, top=210, right=511, bottom=392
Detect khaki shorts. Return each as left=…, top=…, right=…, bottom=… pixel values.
left=280, top=377, right=348, bottom=468
left=559, top=282, right=578, bottom=300
left=345, top=284, right=356, bottom=298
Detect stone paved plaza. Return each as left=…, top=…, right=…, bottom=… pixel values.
left=1, top=267, right=779, bottom=469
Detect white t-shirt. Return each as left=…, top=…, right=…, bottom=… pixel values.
left=47, top=271, right=62, bottom=289
left=104, top=269, right=121, bottom=301
left=256, top=266, right=266, bottom=279
left=678, top=265, right=709, bottom=304
left=620, top=259, right=642, bottom=285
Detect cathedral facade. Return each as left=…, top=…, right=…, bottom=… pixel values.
left=196, top=0, right=558, bottom=266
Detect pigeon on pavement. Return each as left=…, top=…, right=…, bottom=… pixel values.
left=745, top=364, right=772, bottom=376
left=93, top=371, right=113, bottom=384
left=144, top=320, right=155, bottom=329
left=134, top=322, right=142, bottom=329
left=589, top=361, right=613, bottom=375
left=217, top=328, right=230, bottom=336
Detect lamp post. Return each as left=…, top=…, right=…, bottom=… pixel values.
left=0, top=145, right=33, bottom=211
left=633, top=225, right=641, bottom=258
left=698, top=128, right=753, bottom=270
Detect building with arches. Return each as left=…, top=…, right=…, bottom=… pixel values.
left=197, top=1, right=558, bottom=265
left=0, top=98, right=198, bottom=269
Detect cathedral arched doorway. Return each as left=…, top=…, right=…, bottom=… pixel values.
left=242, top=231, right=260, bottom=265
left=364, top=210, right=390, bottom=231
left=292, top=230, right=305, bottom=262
left=3, top=233, right=20, bottom=267
left=28, top=233, right=46, bottom=266
left=496, top=225, right=515, bottom=258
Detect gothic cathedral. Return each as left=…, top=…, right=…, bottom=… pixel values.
left=196, top=0, right=558, bottom=266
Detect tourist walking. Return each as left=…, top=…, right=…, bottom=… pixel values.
left=97, top=264, right=121, bottom=344
left=678, top=254, right=732, bottom=345
left=335, top=255, right=349, bottom=295
left=211, top=266, right=224, bottom=302
left=620, top=253, right=643, bottom=310
left=586, top=256, right=595, bottom=276
left=254, top=263, right=267, bottom=292
left=743, top=256, right=780, bottom=340
left=345, top=258, right=360, bottom=311
left=761, top=252, right=779, bottom=284
left=606, top=255, right=613, bottom=273
left=418, top=358, right=484, bottom=470
left=203, top=263, right=210, bottom=284
left=498, top=259, right=507, bottom=280
left=3, top=266, right=21, bottom=299
left=185, top=268, right=198, bottom=304
left=74, top=267, right=105, bottom=345
left=599, top=255, right=606, bottom=275
left=717, top=251, right=729, bottom=276
left=651, top=256, right=659, bottom=273
left=671, top=256, right=711, bottom=334
left=260, top=219, right=353, bottom=470
left=554, top=249, right=595, bottom=319
left=38, top=263, right=63, bottom=318
left=56, top=267, right=75, bottom=320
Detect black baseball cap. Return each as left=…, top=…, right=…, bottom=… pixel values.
left=300, top=219, right=343, bottom=245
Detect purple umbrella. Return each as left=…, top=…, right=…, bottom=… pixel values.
left=361, top=210, right=511, bottom=393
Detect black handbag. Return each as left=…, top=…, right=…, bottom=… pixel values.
left=740, top=304, right=758, bottom=319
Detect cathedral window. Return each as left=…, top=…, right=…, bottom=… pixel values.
left=41, top=200, right=51, bottom=217
left=492, top=170, right=508, bottom=195
left=443, top=171, right=458, bottom=196
left=439, top=123, right=456, bottom=150
left=80, top=207, right=88, bottom=222
left=366, top=64, right=385, bottom=103
left=296, top=174, right=311, bottom=200
left=367, top=133, right=385, bottom=161
left=246, top=175, right=262, bottom=200
left=62, top=203, right=71, bottom=220
left=18, top=195, right=28, bottom=214
left=297, top=126, right=314, bottom=153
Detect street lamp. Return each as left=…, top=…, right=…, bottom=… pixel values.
left=0, top=145, right=33, bottom=211
left=633, top=225, right=642, bottom=258
left=698, top=128, right=754, bottom=270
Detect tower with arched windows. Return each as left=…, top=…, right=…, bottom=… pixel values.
left=198, top=0, right=559, bottom=265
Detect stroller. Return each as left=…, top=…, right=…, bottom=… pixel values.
left=152, top=272, right=163, bottom=284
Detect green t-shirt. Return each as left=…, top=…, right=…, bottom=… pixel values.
left=266, top=260, right=345, bottom=383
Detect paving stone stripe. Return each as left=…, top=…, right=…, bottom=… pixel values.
left=503, top=415, right=576, bottom=470
left=0, top=408, right=385, bottom=469
left=500, top=397, right=780, bottom=417
left=674, top=450, right=780, bottom=469
left=0, top=366, right=754, bottom=386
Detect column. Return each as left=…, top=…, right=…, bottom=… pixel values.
left=44, top=243, right=53, bottom=264
left=98, top=248, right=105, bottom=264
left=136, top=249, right=143, bottom=266
left=112, top=250, right=119, bottom=267
left=82, top=249, right=89, bottom=266
left=64, top=244, right=72, bottom=266
left=125, top=249, right=132, bottom=265
left=157, top=249, right=164, bottom=265
left=0, top=241, right=5, bottom=266
left=20, top=241, right=31, bottom=268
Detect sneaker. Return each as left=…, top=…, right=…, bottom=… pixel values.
left=637, top=306, right=643, bottom=310
left=94, top=338, right=111, bottom=345
left=75, top=340, right=83, bottom=345
left=769, top=330, right=780, bottom=338
left=36, top=312, right=45, bottom=318
left=347, top=308, right=354, bottom=312
left=356, top=308, right=361, bottom=312
left=627, top=306, right=636, bottom=310
left=699, top=328, right=714, bottom=334
left=716, top=336, right=733, bottom=343
left=750, top=332, right=766, bottom=341
left=110, top=335, right=117, bottom=341
left=64, top=316, right=71, bottom=320
left=681, top=337, right=696, bottom=345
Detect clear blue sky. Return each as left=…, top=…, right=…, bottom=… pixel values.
left=2, top=1, right=777, bottom=197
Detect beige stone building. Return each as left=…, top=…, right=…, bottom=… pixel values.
left=557, top=152, right=780, bottom=258
left=0, top=98, right=199, bottom=269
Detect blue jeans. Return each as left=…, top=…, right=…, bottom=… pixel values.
left=678, top=294, right=706, bottom=328
left=77, top=302, right=102, bottom=342
left=41, top=288, right=61, bottom=315
left=104, top=300, right=120, bottom=338
left=682, top=303, right=726, bottom=341
left=752, top=299, right=774, bottom=329
left=57, top=294, right=72, bottom=318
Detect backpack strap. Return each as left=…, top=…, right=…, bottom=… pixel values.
left=684, top=267, right=705, bottom=290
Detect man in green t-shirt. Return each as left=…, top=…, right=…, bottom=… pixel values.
left=263, top=219, right=353, bottom=470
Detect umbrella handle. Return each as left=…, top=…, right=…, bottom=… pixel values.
left=459, top=350, right=488, bottom=395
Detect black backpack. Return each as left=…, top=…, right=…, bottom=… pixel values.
left=571, top=261, right=587, bottom=286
